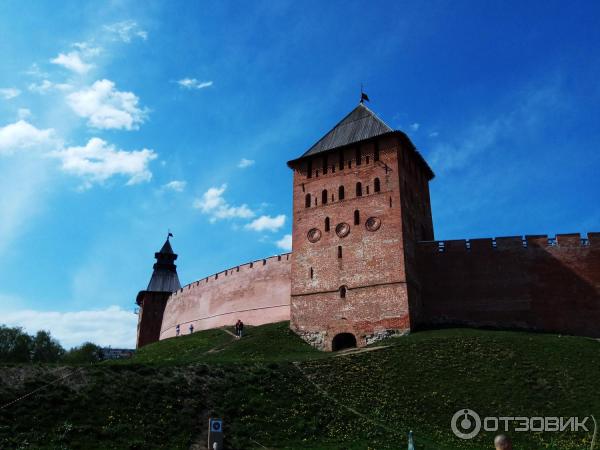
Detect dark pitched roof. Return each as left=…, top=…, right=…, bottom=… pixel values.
left=146, top=237, right=181, bottom=292
left=301, top=103, right=392, bottom=158
left=159, top=238, right=174, bottom=255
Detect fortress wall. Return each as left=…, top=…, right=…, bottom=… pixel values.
left=416, top=233, right=600, bottom=337
left=159, top=253, right=292, bottom=339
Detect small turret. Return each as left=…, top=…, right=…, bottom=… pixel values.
left=135, top=233, right=182, bottom=348
left=147, top=235, right=182, bottom=292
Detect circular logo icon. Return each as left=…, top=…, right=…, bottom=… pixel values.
left=211, top=420, right=222, bottom=432
left=307, top=228, right=322, bottom=243
left=335, top=222, right=350, bottom=238
left=451, top=409, right=481, bottom=440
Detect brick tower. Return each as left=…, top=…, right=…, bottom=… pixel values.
left=135, top=235, right=182, bottom=348
left=287, top=102, right=435, bottom=350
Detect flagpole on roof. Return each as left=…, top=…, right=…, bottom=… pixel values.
left=360, top=83, right=370, bottom=103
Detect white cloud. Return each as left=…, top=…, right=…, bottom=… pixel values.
left=237, top=158, right=255, bottom=168
left=51, top=51, right=93, bottom=74
left=24, top=63, right=49, bottom=78
left=163, top=180, right=186, bottom=192
left=67, top=79, right=147, bottom=130
left=17, top=108, right=32, bottom=120
left=245, top=214, right=286, bottom=232
left=193, top=184, right=255, bottom=222
left=0, top=120, right=58, bottom=156
left=104, top=20, right=148, bottom=42
left=276, top=234, right=292, bottom=251
left=0, top=88, right=21, bottom=99
left=429, top=131, right=439, bottom=138
left=49, top=137, right=157, bottom=188
left=0, top=306, right=137, bottom=348
left=177, top=78, right=213, bottom=90
left=28, top=79, right=73, bottom=94
left=410, top=122, right=420, bottom=131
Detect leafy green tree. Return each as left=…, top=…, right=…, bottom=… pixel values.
left=62, top=342, right=104, bottom=364
left=31, top=330, right=65, bottom=363
left=0, top=326, right=33, bottom=363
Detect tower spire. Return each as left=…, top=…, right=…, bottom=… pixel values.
left=147, top=234, right=181, bottom=292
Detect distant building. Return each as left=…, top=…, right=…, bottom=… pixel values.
left=102, top=348, right=135, bottom=360
left=135, top=100, right=600, bottom=351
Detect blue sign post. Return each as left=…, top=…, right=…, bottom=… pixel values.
left=208, top=418, right=223, bottom=450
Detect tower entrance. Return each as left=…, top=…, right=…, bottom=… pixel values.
left=331, top=333, right=357, bottom=351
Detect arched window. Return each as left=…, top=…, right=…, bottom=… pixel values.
left=325, top=217, right=330, bottom=232
left=374, top=178, right=381, bottom=193
left=356, top=147, right=362, bottom=165
left=338, top=245, right=342, bottom=259
left=356, top=182, right=362, bottom=197
left=338, top=185, right=345, bottom=201
left=354, top=210, right=360, bottom=225
left=310, top=267, right=313, bottom=279
left=305, top=193, right=311, bottom=208
left=322, top=189, right=328, bottom=204
left=339, top=285, right=346, bottom=298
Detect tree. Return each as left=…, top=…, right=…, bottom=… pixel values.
left=62, top=342, right=104, bottom=364
left=31, top=330, right=65, bottom=363
left=0, top=326, right=33, bottom=363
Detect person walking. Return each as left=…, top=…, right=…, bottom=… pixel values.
left=235, top=319, right=244, bottom=338
left=189, top=323, right=194, bottom=334
left=238, top=320, right=244, bottom=338
left=175, top=324, right=180, bottom=337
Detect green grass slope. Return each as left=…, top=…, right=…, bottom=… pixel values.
left=1, top=322, right=599, bottom=450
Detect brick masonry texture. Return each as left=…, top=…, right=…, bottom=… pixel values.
left=138, top=116, right=600, bottom=350
left=158, top=254, right=291, bottom=339
left=416, top=234, right=600, bottom=336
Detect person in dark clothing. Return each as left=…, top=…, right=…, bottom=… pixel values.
left=189, top=323, right=194, bottom=334
left=235, top=320, right=244, bottom=338
left=175, top=324, right=180, bottom=337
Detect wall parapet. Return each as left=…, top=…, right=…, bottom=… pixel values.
left=170, top=252, right=291, bottom=298
left=418, top=233, right=598, bottom=254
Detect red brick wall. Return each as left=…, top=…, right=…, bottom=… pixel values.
left=159, top=254, right=291, bottom=339
left=289, top=134, right=434, bottom=349
left=136, top=291, right=171, bottom=348
left=416, top=233, right=600, bottom=337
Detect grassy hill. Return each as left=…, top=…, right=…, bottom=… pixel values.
left=1, top=322, right=599, bottom=449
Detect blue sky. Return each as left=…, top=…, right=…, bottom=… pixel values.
left=1, top=1, right=599, bottom=348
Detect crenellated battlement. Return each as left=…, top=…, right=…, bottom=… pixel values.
left=418, top=232, right=599, bottom=254
left=170, top=252, right=291, bottom=298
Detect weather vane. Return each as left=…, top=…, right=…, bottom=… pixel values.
left=360, top=83, right=370, bottom=103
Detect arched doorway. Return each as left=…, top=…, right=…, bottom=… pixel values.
left=331, top=333, right=357, bottom=351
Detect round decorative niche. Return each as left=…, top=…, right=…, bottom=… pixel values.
left=335, top=222, right=351, bottom=238
left=365, top=217, right=381, bottom=232
left=307, top=228, right=322, bottom=243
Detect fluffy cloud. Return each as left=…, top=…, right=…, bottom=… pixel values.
left=1, top=306, right=137, bottom=348
left=49, top=137, right=157, bottom=188
left=67, top=79, right=147, bottom=130
left=276, top=234, right=292, bottom=251
left=177, top=78, right=213, bottom=89
left=0, top=88, right=21, bottom=99
left=163, top=180, right=186, bottom=192
left=245, top=214, right=286, bottom=232
left=28, top=79, right=73, bottom=94
left=51, top=51, right=93, bottom=74
left=237, top=158, right=255, bottom=168
left=410, top=122, right=420, bottom=131
left=193, top=184, right=254, bottom=222
left=0, top=120, right=57, bottom=156
left=104, top=21, right=148, bottom=42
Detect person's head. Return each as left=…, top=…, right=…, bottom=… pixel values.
left=494, top=434, right=512, bottom=450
